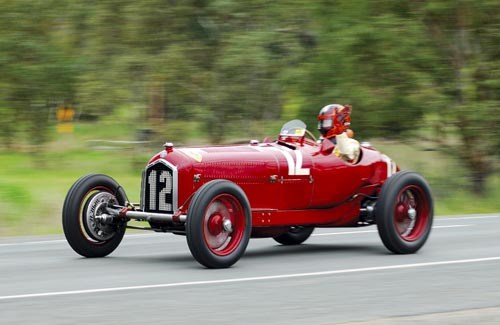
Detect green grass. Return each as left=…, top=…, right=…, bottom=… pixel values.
left=0, top=120, right=498, bottom=236
left=0, top=150, right=144, bottom=236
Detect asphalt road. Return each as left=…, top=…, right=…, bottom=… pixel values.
left=1, top=214, right=499, bottom=324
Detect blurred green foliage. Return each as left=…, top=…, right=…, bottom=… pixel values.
left=0, top=0, right=499, bottom=197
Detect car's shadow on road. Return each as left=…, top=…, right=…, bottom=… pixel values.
left=243, top=242, right=388, bottom=260
left=76, top=239, right=389, bottom=269
left=86, top=242, right=388, bottom=270
left=110, top=252, right=196, bottom=265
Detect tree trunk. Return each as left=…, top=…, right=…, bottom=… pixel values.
left=148, top=82, right=165, bottom=123
left=471, top=170, right=487, bottom=196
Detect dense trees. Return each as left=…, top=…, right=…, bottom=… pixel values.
left=0, top=0, right=77, bottom=148
left=0, top=0, right=498, bottom=193
left=419, top=0, right=500, bottom=194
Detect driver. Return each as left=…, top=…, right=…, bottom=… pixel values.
left=317, top=104, right=360, bottom=163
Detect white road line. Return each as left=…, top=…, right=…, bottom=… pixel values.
left=0, top=233, right=160, bottom=247
left=1, top=215, right=496, bottom=247
left=431, top=224, right=471, bottom=229
left=312, top=224, right=470, bottom=237
left=438, top=214, right=499, bottom=221
left=1, top=256, right=499, bottom=301
left=0, top=224, right=474, bottom=247
left=0, top=239, right=67, bottom=247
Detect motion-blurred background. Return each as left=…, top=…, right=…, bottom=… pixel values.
left=0, top=0, right=498, bottom=235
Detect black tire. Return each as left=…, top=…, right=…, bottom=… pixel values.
left=62, top=174, right=127, bottom=257
left=273, top=226, right=314, bottom=245
left=376, top=171, right=433, bottom=254
left=186, top=180, right=251, bottom=268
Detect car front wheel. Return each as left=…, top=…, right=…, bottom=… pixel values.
left=62, top=174, right=127, bottom=257
left=186, top=180, right=251, bottom=268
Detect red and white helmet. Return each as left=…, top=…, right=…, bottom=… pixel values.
left=317, top=104, right=352, bottom=138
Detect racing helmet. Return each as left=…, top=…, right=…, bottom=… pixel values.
left=317, top=104, right=352, bottom=138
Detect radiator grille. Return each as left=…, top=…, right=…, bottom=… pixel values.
left=142, top=160, right=177, bottom=214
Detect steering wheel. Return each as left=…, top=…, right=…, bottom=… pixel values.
left=304, top=129, right=318, bottom=143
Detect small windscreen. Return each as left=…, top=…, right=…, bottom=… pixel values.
left=280, top=119, right=307, bottom=137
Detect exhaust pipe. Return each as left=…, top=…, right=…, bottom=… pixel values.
left=97, top=206, right=187, bottom=224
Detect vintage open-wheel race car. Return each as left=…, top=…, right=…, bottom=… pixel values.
left=62, top=120, right=434, bottom=268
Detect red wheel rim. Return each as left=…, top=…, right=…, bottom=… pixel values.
left=393, top=185, right=430, bottom=241
left=202, top=194, right=246, bottom=256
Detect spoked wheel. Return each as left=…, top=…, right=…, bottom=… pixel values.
left=186, top=180, right=251, bottom=268
left=376, top=171, right=433, bottom=254
left=62, top=174, right=128, bottom=257
left=273, top=226, right=314, bottom=245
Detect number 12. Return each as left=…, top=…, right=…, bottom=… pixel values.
left=148, top=170, right=173, bottom=211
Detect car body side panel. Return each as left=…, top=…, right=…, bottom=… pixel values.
left=145, top=141, right=392, bottom=228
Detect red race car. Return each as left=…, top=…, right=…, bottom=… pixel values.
left=63, top=120, right=433, bottom=268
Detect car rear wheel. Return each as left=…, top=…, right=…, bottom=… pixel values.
left=186, top=180, right=251, bottom=268
left=273, top=226, right=314, bottom=245
left=62, top=174, right=127, bottom=257
left=376, top=171, right=433, bottom=254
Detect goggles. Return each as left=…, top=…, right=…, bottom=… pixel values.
left=317, top=117, right=333, bottom=130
